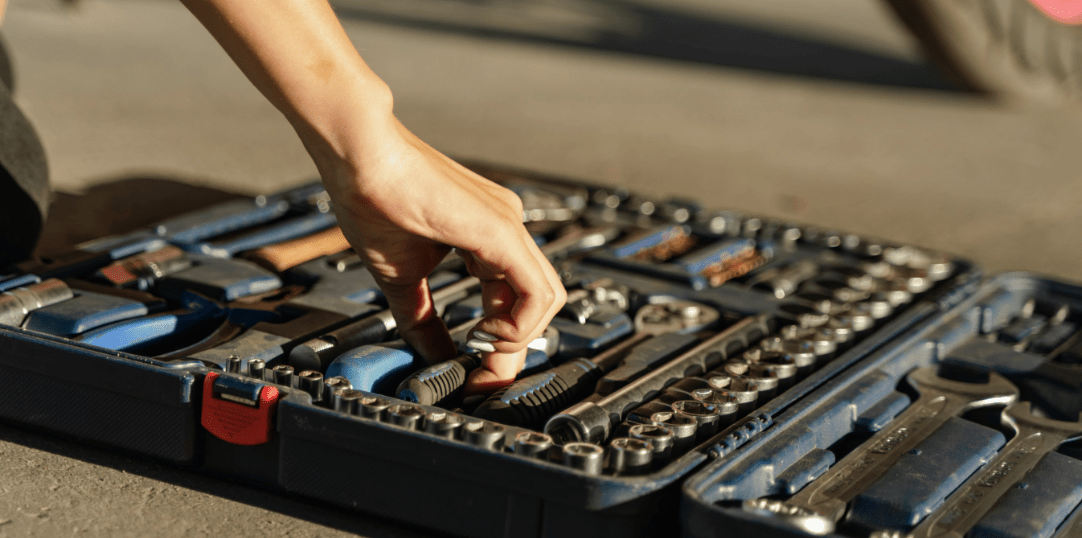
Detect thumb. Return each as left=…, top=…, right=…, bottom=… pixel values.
left=378, top=277, right=457, bottom=364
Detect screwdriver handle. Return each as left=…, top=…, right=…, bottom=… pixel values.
left=472, top=359, right=603, bottom=428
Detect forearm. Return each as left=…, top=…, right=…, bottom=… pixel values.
left=180, top=0, right=393, bottom=165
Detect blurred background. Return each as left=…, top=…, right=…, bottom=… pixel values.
left=0, top=0, right=1079, bottom=535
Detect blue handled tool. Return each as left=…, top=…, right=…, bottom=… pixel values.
left=75, top=293, right=226, bottom=352
left=22, top=288, right=154, bottom=336
left=183, top=209, right=337, bottom=258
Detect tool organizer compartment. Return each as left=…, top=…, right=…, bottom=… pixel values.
left=0, top=163, right=986, bottom=537
left=681, top=273, right=1082, bottom=538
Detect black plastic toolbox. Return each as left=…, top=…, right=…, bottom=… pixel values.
left=1, top=162, right=1076, bottom=538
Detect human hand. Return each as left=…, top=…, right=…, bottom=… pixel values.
left=308, top=114, right=566, bottom=393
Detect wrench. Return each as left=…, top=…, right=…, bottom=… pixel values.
left=746, top=367, right=1018, bottom=534
left=907, top=403, right=1082, bottom=538
left=1054, top=504, right=1082, bottom=538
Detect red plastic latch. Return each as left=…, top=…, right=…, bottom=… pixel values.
left=200, top=372, right=279, bottom=446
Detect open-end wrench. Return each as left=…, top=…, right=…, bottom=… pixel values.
left=745, top=367, right=1018, bottom=535
left=1054, top=504, right=1082, bottom=538
left=905, top=403, right=1082, bottom=538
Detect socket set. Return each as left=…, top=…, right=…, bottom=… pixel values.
left=1, top=160, right=1077, bottom=537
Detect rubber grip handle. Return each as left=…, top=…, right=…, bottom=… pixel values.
left=396, top=353, right=482, bottom=407
left=472, top=359, right=602, bottom=428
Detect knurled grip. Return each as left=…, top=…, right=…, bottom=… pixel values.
left=472, top=359, right=602, bottom=428
left=396, top=354, right=481, bottom=407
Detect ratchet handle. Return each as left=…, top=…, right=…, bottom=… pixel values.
left=473, top=359, right=602, bottom=428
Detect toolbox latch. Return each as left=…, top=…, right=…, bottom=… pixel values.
left=201, top=372, right=279, bottom=445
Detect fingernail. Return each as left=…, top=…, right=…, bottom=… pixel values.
left=467, top=339, right=497, bottom=352
left=471, top=330, right=499, bottom=342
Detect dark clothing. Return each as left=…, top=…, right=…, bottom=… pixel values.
left=0, top=33, right=49, bottom=266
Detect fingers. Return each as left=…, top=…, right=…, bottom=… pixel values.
left=463, top=348, right=527, bottom=396
left=458, top=226, right=566, bottom=394
left=376, top=276, right=458, bottom=364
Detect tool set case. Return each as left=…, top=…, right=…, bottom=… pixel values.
left=0, top=162, right=1078, bottom=538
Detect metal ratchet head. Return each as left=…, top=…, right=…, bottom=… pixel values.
left=634, top=299, right=720, bottom=335
left=746, top=367, right=1018, bottom=534
left=908, top=403, right=1082, bottom=538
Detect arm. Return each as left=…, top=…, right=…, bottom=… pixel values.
left=180, top=0, right=566, bottom=391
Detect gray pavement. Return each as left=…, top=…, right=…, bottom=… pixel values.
left=0, top=0, right=1080, bottom=536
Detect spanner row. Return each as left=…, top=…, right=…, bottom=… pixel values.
left=744, top=367, right=1020, bottom=536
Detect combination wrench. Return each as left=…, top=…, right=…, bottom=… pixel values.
left=745, top=367, right=1018, bottom=535
left=904, top=403, right=1082, bottom=538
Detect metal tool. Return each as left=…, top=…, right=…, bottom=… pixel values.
left=322, top=376, right=351, bottom=403
left=545, top=314, right=772, bottom=445
left=908, top=403, right=1082, bottom=538
left=629, top=424, right=674, bottom=462
left=607, top=437, right=653, bottom=475
left=513, top=431, right=554, bottom=459
left=423, top=411, right=465, bottom=439
left=462, top=421, right=505, bottom=451
left=0, top=278, right=73, bottom=327
left=700, top=375, right=759, bottom=415
left=289, top=276, right=477, bottom=373
left=297, top=370, right=324, bottom=402
left=386, top=404, right=427, bottom=430
left=562, top=442, right=605, bottom=474
left=358, top=396, right=391, bottom=419
left=651, top=411, right=698, bottom=451
left=93, top=245, right=191, bottom=290
left=396, top=325, right=560, bottom=407
left=289, top=225, right=618, bottom=370
left=744, top=367, right=1018, bottom=535
left=747, top=259, right=819, bottom=299
left=473, top=299, right=718, bottom=428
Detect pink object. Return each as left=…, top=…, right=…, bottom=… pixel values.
left=1028, top=0, right=1082, bottom=25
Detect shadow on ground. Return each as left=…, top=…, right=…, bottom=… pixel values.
left=331, top=0, right=961, bottom=92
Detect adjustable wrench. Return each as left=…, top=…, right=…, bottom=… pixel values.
left=746, top=367, right=1018, bottom=534
left=907, top=403, right=1082, bottom=538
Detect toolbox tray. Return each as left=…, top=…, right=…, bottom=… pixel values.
left=0, top=163, right=1021, bottom=538
left=681, top=272, right=1082, bottom=538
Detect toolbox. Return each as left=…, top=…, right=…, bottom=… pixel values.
left=0, top=162, right=1078, bottom=538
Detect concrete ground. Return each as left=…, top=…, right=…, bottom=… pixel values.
left=0, top=0, right=1079, bottom=536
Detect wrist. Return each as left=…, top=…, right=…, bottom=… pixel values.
left=289, top=68, right=399, bottom=187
